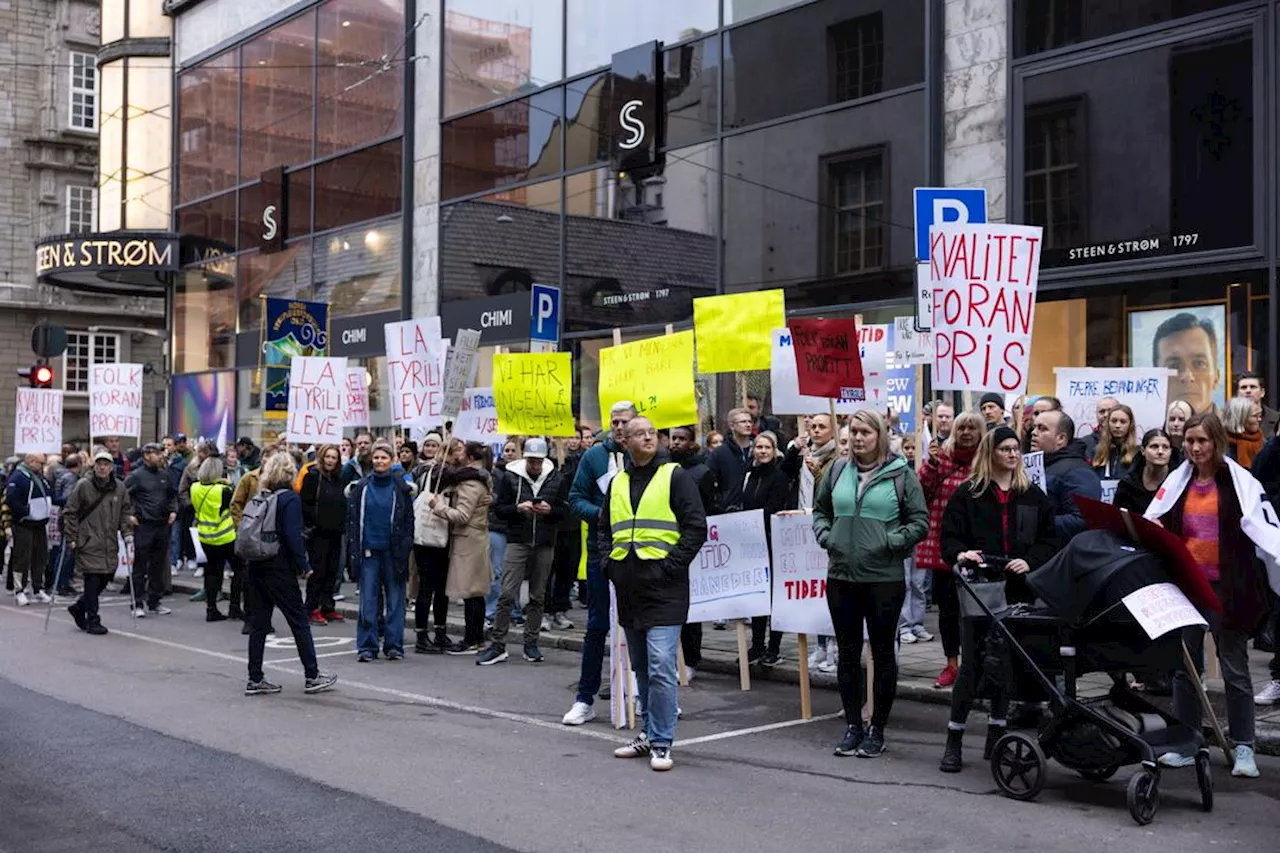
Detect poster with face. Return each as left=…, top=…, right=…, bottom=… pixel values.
left=1128, top=305, right=1226, bottom=416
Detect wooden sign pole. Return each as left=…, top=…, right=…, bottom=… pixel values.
left=625, top=653, right=637, bottom=730
left=677, top=645, right=689, bottom=686
left=862, top=642, right=875, bottom=725
left=735, top=620, right=752, bottom=691
left=797, top=634, right=813, bottom=720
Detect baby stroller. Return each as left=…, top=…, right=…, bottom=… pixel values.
left=955, top=529, right=1211, bottom=825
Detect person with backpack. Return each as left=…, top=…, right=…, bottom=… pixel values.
left=812, top=409, right=929, bottom=759
left=238, top=452, right=337, bottom=696
left=192, top=456, right=236, bottom=622
left=65, top=452, right=135, bottom=635
left=299, top=444, right=346, bottom=626
left=347, top=440, right=414, bottom=663
left=7, top=453, right=54, bottom=606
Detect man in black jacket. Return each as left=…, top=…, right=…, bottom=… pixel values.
left=670, top=425, right=719, bottom=675
left=1031, top=410, right=1101, bottom=542
left=707, top=407, right=755, bottom=511
left=125, top=443, right=177, bottom=614
left=477, top=438, right=565, bottom=666
left=603, top=416, right=707, bottom=772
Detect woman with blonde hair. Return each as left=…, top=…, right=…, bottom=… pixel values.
left=813, top=409, right=929, bottom=759
left=1165, top=400, right=1193, bottom=450
left=1091, top=402, right=1139, bottom=479
left=192, top=455, right=235, bottom=622
left=1223, top=396, right=1265, bottom=469
left=938, top=427, right=1057, bottom=773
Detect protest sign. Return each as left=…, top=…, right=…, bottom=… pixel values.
left=688, top=510, right=773, bottom=623
left=442, top=328, right=481, bottom=421
left=89, top=363, right=143, bottom=439
left=694, top=289, right=785, bottom=373
left=15, top=388, right=62, bottom=454
left=493, top=352, right=575, bottom=436
left=891, top=317, right=932, bottom=366
left=1122, top=582, right=1207, bottom=640
left=344, top=367, right=369, bottom=428
left=859, top=323, right=889, bottom=408
left=1024, top=451, right=1046, bottom=493
left=287, top=356, right=347, bottom=444
left=598, top=331, right=697, bottom=429
left=1055, top=367, right=1171, bottom=440
left=787, top=318, right=864, bottom=400
left=768, top=512, right=834, bottom=636
left=1100, top=479, right=1119, bottom=505
left=47, top=506, right=61, bottom=547
left=929, top=223, right=1042, bottom=395
left=453, top=387, right=505, bottom=444
left=769, top=330, right=860, bottom=416
left=385, top=317, right=445, bottom=427
left=885, top=321, right=919, bottom=433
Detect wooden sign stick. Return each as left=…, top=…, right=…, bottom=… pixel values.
left=797, top=634, right=813, bottom=720
left=735, top=620, right=752, bottom=691
left=625, top=652, right=637, bottom=731
left=1182, top=640, right=1232, bottom=766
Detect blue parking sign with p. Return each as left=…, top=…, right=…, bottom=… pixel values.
left=913, top=188, right=988, bottom=262
left=530, top=283, right=561, bottom=344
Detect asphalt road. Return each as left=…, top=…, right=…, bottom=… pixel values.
left=1, top=591, right=1277, bottom=853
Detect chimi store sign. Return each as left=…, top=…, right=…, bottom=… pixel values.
left=37, top=234, right=177, bottom=275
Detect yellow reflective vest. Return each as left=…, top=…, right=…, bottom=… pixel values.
left=609, top=463, right=679, bottom=561
left=191, top=482, right=235, bottom=546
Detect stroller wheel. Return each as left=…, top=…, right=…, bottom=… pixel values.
left=1195, top=752, right=1213, bottom=813
left=990, top=732, right=1047, bottom=802
left=1126, top=769, right=1160, bottom=826
left=1078, top=765, right=1119, bottom=782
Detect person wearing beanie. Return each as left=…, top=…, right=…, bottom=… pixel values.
left=979, top=393, right=1006, bottom=430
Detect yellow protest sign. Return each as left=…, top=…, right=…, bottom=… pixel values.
left=493, top=353, right=576, bottom=436
left=598, top=331, right=697, bottom=429
left=693, top=289, right=786, bottom=373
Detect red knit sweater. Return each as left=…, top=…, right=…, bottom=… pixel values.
left=914, top=446, right=977, bottom=571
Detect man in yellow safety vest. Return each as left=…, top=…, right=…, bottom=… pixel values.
left=600, top=415, right=707, bottom=772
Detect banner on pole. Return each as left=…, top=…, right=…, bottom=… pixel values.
left=770, top=330, right=861, bottom=416
left=286, top=356, right=347, bottom=444
left=15, top=388, right=63, bottom=455
left=343, top=367, right=369, bottom=428
left=929, top=223, right=1042, bottom=395
left=453, top=387, right=505, bottom=444
left=1054, top=367, right=1172, bottom=441
left=694, top=289, right=786, bottom=373
left=442, top=328, right=482, bottom=421
left=89, top=363, right=143, bottom=439
left=768, top=511, right=834, bottom=636
left=385, top=317, right=446, bottom=427
left=262, top=298, right=329, bottom=418
left=493, top=352, right=576, bottom=436
left=787, top=318, right=864, bottom=400
left=688, top=510, right=773, bottom=623
left=598, top=331, right=697, bottom=429
left=858, top=323, right=889, bottom=409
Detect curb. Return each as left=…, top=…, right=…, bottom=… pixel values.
left=172, top=576, right=1280, bottom=757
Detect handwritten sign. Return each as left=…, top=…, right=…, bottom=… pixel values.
left=929, top=223, right=1042, bottom=395
left=858, top=323, right=889, bottom=408
left=385, top=317, right=446, bottom=427
left=598, top=331, right=697, bottom=429
left=344, top=367, right=369, bottom=428
left=286, top=356, right=347, bottom=444
left=89, top=363, right=143, bottom=439
left=453, top=386, right=505, bottom=444
left=1055, top=367, right=1171, bottom=441
left=47, top=506, right=61, bottom=547
left=768, top=511, right=834, bottom=636
left=442, top=328, right=481, bottom=421
left=493, top=353, right=575, bottom=436
left=787, top=318, right=864, bottom=400
left=891, top=316, right=932, bottom=365
left=688, top=510, right=773, bottom=622
left=1121, top=582, right=1207, bottom=640
left=15, top=388, right=63, bottom=454
left=694, top=289, right=786, bottom=373
left=1024, top=451, right=1045, bottom=493
left=770, top=330, right=860, bottom=416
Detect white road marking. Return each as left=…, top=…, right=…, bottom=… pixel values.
left=677, top=711, right=844, bottom=745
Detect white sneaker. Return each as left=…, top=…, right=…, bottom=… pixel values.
left=149, top=605, right=172, bottom=616
left=912, top=626, right=935, bottom=642
left=562, top=701, right=597, bottom=726
left=614, top=732, right=650, bottom=758
left=552, top=612, right=575, bottom=630
left=170, top=563, right=180, bottom=574
left=1157, top=751, right=1195, bottom=768
left=807, top=647, right=824, bottom=668
left=132, top=607, right=147, bottom=618
left=36, top=590, right=52, bottom=604
left=900, top=631, right=917, bottom=644
left=15, top=590, right=30, bottom=607
left=685, top=666, right=697, bottom=683
left=650, top=746, right=674, bottom=771
left=1255, top=680, right=1280, bottom=706
left=332, top=594, right=346, bottom=602
left=540, top=616, right=552, bottom=633
left=1232, top=744, right=1260, bottom=778
left=193, top=567, right=204, bottom=579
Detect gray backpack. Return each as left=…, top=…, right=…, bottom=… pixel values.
left=235, top=490, right=281, bottom=561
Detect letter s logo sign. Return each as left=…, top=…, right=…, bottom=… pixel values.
left=618, top=99, right=645, bottom=150
left=263, top=205, right=278, bottom=242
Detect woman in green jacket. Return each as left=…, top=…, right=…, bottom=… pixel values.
left=813, top=409, right=929, bottom=759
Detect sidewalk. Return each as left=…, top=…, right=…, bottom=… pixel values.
left=171, top=572, right=1280, bottom=756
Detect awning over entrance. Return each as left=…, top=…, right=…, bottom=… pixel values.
left=36, top=231, right=179, bottom=297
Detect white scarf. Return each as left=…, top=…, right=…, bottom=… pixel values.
left=1145, top=457, right=1280, bottom=595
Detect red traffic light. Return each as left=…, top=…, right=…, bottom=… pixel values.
left=31, top=364, right=54, bottom=388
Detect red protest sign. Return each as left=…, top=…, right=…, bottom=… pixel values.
left=787, top=318, right=865, bottom=400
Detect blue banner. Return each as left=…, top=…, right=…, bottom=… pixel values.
left=885, top=322, right=917, bottom=434
left=262, top=298, right=329, bottom=416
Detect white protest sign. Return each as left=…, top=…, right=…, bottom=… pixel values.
left=89, top=363, right=143, bottom=439
left=768, top=511, right=834, bottom=636
left=891, top=317, right=932, bottom=366
left=452, top=387, right=505, bottom=444
left=929, top=223, right=1042, bottom=395
left=441, top=328, right=481, bottom=421
left=1055, top=367, right=1172, bottom=441
left=47, top=506, right=61, bottom=547
left=688, top=510, right=773, bottom=622
left=1122, top=582, right=1207, bottom=640
left=15, top=388, right=63, bottom=454
left=915, top=263, right=933, bottom=332
left=114, top=533, right=134, bottom=582
left=385, top=317, right=446, bottom=427
left=770, top=329, right=859, bottom=416
left=858, top=323, right=889, bottom=408
left=286, top=356, right=347, bottom=444
left=1023, top=451, right=1045, bottom=493
left=1100, top=479, right=1119, bottom=505
left=344, top=367, right=369, bottom=428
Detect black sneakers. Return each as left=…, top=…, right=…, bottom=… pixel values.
left=833, top=725, right=863, bottom=757
left=305, top=673, right=338, bottom=694
left=940, top=729, right=964, bottom=773
left=857, top=726, right=886, bottom=758
left=86, top=622, right=108, bottom=636
left=476, top=645, right=509, bottom=666
left=245, top=680, right=283, bottom=696
left=67, top=602, right=87, bottom=631
left=522, top=643, right=544, bottom=663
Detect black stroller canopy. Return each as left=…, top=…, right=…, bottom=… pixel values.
left=1028, top=529, right=1172, bottom=627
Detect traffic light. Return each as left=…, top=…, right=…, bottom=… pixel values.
left=23, top=361, right=55, bottom=388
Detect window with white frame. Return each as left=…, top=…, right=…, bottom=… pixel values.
left=70, top=51, right=97, bottom=131
left=66, top=186, right=97, bottom=233
left=63, top=331, right=118, bottom=393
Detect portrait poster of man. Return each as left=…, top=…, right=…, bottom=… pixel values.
left=1128, top=304, right=1226, bottom=416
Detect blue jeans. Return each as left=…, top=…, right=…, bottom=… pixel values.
left=356, top=550, right=405, bottom=656
left=485, top=531, right=522, bottom=621
left=624, top=623, right=682, bottom=749
left=575, top=553, right=609, bottom=704
left=169, top=523, right=181, bottom=565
